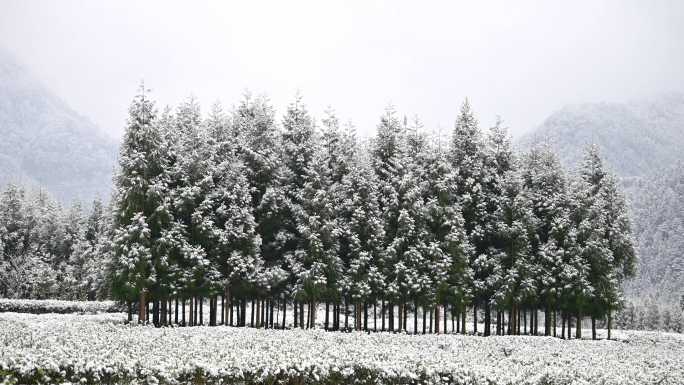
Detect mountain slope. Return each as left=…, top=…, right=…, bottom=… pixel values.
left=625, top=161, right=684, bottom=303
left=0, top=48, right=117, bottom=203
left=518, top=92, right=684, bottom=190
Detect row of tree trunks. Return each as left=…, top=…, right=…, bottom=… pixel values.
left=130, top=294, right=611, bottom=341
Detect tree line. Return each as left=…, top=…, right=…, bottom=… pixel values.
left=0, top=180, right=103, bottom=301
left=2, top=81, right=638, bottom=339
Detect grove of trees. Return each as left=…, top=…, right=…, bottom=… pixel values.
left=2, top=82, right=639, bottom=339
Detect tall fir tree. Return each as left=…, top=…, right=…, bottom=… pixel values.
left=108, top=81, right=167, bottom=324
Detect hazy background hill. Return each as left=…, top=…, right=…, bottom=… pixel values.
left=518, top=92, right=684, bottom=191
left=626, top=161, right=684, bottom=303
left=520, top=93, right=684, bottom=303
left=0, top=48, right=117, bottom=203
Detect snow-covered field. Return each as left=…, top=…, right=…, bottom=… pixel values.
left=1, top=312, right=683, bottom=384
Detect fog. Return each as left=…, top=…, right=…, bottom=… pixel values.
left=1, top=0, right=683, bottom=140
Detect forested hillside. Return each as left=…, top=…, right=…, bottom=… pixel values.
left=0, top=47, right=117, bottom=203
left=519, top=92, right=684, bottom=190
left=625, top=161, right=684, bottom=302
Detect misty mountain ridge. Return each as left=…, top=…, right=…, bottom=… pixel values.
left=518, top=91, right=684, bottom=190
left=0, top=47, right=117, bottom=204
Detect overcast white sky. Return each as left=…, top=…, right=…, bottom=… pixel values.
left=1, top=0, right=683, bottom=140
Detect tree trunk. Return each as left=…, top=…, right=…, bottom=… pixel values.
left=345, top=297, right=349, bottom=330
left=398, top=299, right=403, bottom=333
left=473, top=303, right=478, bottom=334
left=282, top=297, right=287, bottom=329
left=294, top=300, right=298, bottom=328
left=325, top=301, right=330, bottom=331
left=333, top=303, right=337, bottom=331
left=225, top=287, right=231, bottom=327
left=250, top=298, right=255, bottom=327
left=591, top=315, right=596, bottom=340
left=435, top=293, right=440, bottom=334
left=562, top=311, right=566, bottom=339
left=365, top=302, right=369, bottom=331
left=127, top=301, right=133, bottom=323
left=567, top=310, right=572, bottom=339
left=414, top=300, right=418, bottom=334
left=423, top=306, right=427, bottom=334
left=199, top=297, right=203, bottom=325
left=209, top=297, right=214, bottom=326
left=576, top=306, right=582, bottom=339
left=389, top=301, right=394, bottom=332
left=182, top=298, right=186, bottom=326
left=484, top=304, right=490, bottom=336
left=356, top=300, right=361, bottom=330
left=311, top=294, right=317, bottom=329
left=510, top=304, right=515, bottom=336
left=138, top=292, right=146, bottom=325
left=256, top=294, right=261, bottom=328
left=461, top=307, right=466, bottom=335
left=444, top=302, right=448, bottom=334
left=608, top=310, right=612, bottom=340
left=160, top=299, right=167, bottom=327
left=300, top=301, right=305, bottom=329
left=270, top=297, right=274, bottom=328
left=235, top=298, right=240, bottom=326
left=496, top=311, right=501, bottom=336
left=545, top=303, right=551, bottom=336
left=189, top=292, right=194, bottom=327
left=175, top=299, right=179, bottom=325
left=306, top=301, right=311, bottom=329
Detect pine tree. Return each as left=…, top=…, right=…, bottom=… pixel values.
left=108, top=81, right=166, bottom=324
left=372, top=103, right=416, bottom=331
left=576, top=141, right=637, bottom=338
left=232, top=91, right=287, bottom=324
left=488, top=161, right=536, bottom=335
left=449, top=99, right=489, bottom=332
left=422, top=123, right=469, bottom=334
left=524, top=137, right=586, bottom=337
left=207, top=101, right=263, bottom=326
left=339, top=144, right=385, bottom=330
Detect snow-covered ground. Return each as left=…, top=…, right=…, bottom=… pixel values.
left=0, top=299, right=121, bottom=314
left=1, top=312, right=683, bottom=384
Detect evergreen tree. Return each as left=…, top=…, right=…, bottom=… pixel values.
left=108, top=81, right=166, bottom=324
left=449, top=99, right=489, bottom=332
left=232, top=91, right=287, bottom=323
left=524, top=137, right=586, bottom=336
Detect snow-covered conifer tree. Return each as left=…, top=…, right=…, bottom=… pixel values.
left=449, top=99, right=490, bottom=332
left=523, top=137, right=587, bottom=337
left=108, top=81, right=166, bottom=324
left=232, top=91, right=287, bottom=326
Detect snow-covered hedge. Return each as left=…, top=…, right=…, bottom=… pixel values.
left=0, top=299, right=122, bottom=314
left=1, top=313, right=683, bottom=384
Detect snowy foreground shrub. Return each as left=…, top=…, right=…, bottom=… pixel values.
left=2, top=313, right=684, bottom=385
left=0, top=299, right=121, bottom=314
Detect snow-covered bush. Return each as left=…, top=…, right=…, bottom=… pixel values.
left=1, top=312, right=683, bottom=384
left=0, top=299, right=122, bottom=314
